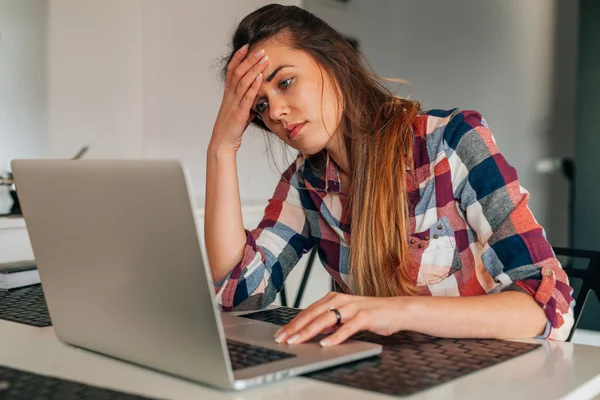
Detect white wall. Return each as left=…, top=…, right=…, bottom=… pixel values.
left=304, top=0, right=579, bottom=246
left=45, top=0, right=300, bottom=201
left=46, top=0, right=143, bottom=160
left=0, top=0, right=47, bottom=210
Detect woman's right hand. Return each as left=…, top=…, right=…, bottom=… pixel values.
left=211, top=44, right=270, bottom=154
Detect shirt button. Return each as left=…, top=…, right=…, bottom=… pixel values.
left=437, top=225, right=443, bottom=230
left=433, top=234, right=439, bottom=239
left=418, top=244, right=424, bottom=249
left=543, top=269, right=552, bottom=277
left=424, top=236, right=430, bottom=241
left=410, top=239, right=415, bottom=244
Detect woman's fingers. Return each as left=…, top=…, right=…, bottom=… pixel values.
left=210, top=45, right=267, bottom=152
left=227, top=48, right=266, bottom=94
left=284, top=306, right=357, bottom=345
left=320, top=326, right=338, bottom=335
left=319, top=310, right=369, bottom=347
left=280, top=310, right=337, bottom=344
left=240, top=74, right=263, bottom=122
left=224, top=44, right=249, bottom=91
left=274, top=292, right=348, bottom=343
left=237, top=56, right=269, bottom=105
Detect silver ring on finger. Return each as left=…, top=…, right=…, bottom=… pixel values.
left=328, top=307, right=342, bottom=326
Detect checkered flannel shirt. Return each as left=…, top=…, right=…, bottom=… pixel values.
left=214, top=109, right=574, bottom=341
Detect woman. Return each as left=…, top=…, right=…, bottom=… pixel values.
left=205, top=4, right=574, bottom=347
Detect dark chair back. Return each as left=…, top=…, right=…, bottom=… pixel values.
left=552, top=247, right=600, bottom=342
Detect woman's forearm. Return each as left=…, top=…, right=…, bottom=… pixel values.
left=400, top=291, right=548, bottom=339
left=204, top=142, right=247, bottom=282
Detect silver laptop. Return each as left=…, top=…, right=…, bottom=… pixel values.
left=11, top=159, right=382, bottom=390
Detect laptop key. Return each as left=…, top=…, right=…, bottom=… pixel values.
left=226, top=340, right=296, bottom=371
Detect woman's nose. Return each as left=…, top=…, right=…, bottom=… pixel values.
left=268, top=98, right=290, bottom=122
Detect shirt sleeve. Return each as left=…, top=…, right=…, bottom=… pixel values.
left=213, top=155, right=314, bottom=311
left=445, top=110, right=575, bottom=341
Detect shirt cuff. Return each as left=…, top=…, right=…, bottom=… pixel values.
left=534, top=320, right=552, bottom=339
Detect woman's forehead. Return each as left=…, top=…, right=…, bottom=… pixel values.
left=248, top=34, right=292, bottom=52
left=252, top=44, right=293, bottom=60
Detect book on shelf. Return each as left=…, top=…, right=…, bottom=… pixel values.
left=0, top=260, right=40, bottom=290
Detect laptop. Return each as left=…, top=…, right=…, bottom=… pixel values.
left=11, top=159, right=382, bottom=390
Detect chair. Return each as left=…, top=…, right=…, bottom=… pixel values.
left=280, top=246, right=600, bottom=342
left=279, top=247, right=319, bottom=309
left=552, top=247, right=600, bottom=342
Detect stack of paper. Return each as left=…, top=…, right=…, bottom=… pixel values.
left=0, top=260, right=40, bottom=290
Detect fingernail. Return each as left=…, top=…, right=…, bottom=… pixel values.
left=275, top=332, right=288, bottom=343
left=286, top=334, right=300, bottom=345
left=256, top=73, right=262, bottom=81
left=241, top=44, right=249, bottom=51
left=255, top=49, right=265, bottom=57
left=319, top=338, right=331, bottom=347
left=259, top=55, right=268, bottom=64
left=274, top=328, right=284, bottom=337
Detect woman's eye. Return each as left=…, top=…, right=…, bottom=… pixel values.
left=254, top=78, right=292, bottom=114
left=256, top=101, right=268, bottom=113
left=279, top=78, right=292, bottom=89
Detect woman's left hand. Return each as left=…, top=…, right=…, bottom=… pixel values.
left=273, top=292, right=407, bottom=347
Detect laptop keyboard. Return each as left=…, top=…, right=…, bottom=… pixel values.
left=240, top=307, right=541, bottom=397
left=238, top=307, right=301, bottom=327
left=0, top=285, right=52, bottom=327
left=226, top=340, right=296, bottom=371
left=0, top=365, right=154, bottom=400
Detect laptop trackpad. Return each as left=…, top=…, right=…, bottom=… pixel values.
left=220, top=313, right=258, bottom=328
left=225, top=319, right=324, bottom=346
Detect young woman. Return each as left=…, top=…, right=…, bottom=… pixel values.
left=205, top=4, right=574, bottom=347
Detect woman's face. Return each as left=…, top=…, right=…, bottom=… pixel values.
left=251, top=40, right=343, bottom=155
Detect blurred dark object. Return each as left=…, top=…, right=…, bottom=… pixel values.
left=0, top=175, right=13, bottom=187
left=562, top=159, right=574, bottom=180
left=0, top=172, right=20, bottom=217
left=536, top=157, right=574, bottom=179
left=71, top=145, right=89, bottom=160
left=536, top=157, right=575, bottom=248
left=0, top=145, right=90, bottom=217
left=9, top=187, right=20, bottom=215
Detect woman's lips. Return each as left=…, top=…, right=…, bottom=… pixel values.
left=288, top=122, right=306, bottom=140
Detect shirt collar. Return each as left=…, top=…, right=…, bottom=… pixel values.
left=300, top=151, right=343, bottom=195
left=300, top=136, right=415, bottom=196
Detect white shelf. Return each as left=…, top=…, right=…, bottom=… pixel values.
left=0, top=216, right=26, bottom=230
left=0, top=216, right=33, bottom=263
left=193, top=197, right=267, bottom=218
left=572, top=329, right=600, bottom=347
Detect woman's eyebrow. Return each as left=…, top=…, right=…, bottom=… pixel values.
left=266, top=65, right=294, bottom=82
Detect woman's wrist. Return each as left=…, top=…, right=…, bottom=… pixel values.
left=207, top=139, right=238, bottom=159
left=392, top=295, right=419, bottom=332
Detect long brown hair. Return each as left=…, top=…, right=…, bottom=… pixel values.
left=221, top=4, right=420, bottom=297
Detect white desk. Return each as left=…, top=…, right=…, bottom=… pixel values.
left=1, top=317, right=600, bottom=400
left=0, top=216, right=34, bottom=263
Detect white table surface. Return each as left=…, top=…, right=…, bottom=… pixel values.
left=1, top=316, right=600, bottom=400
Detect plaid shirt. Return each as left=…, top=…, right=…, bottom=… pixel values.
left=214, top=109, right=575, bottom=341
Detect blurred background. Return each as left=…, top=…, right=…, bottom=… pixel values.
left=0, top=0, right=598, bottom=334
